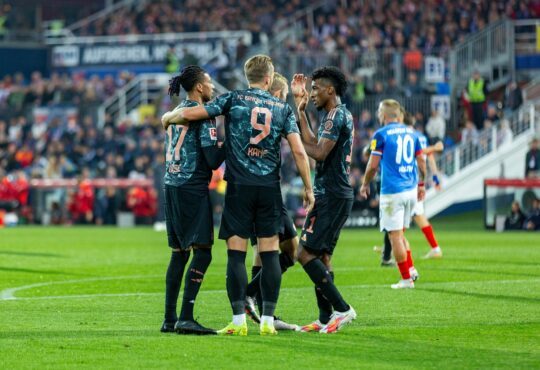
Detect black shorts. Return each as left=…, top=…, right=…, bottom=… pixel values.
left=164, top=185, right=213, bottom=250
left=250, top=205, right=298, bottom=246
left=219, top=183, right=282, bottom=240
left=299, top=195, right=353, bottom=256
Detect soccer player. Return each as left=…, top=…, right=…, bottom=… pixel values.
left=160, top=66, right=225, bottom=335
left=162, top=55, right=315, bottom=336
left=290, top=68, right=357, bottom=334
left=376, top=110, right=444, bottom=265
left=244, top=72, right=299, bottom=331
left=360, top=99, right=427, bottom=289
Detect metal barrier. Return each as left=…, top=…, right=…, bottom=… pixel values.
left=514, top=19, right=540, bottom=55
left=97, top=73, right=229, bottom=127
left=436, top=101, right=537, bottom=178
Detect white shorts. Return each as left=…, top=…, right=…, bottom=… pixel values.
left=379, top=188, right=417, bottom=232
left=412, top=200, right=424, bottom=216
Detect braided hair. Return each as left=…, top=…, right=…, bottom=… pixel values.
left=168, top=65, right=206, bottom=97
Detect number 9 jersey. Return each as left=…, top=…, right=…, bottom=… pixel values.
left=204, top=88, right=299, bottom=186
left=370, top=123, right=423, bottom=195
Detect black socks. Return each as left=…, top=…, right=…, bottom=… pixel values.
left=226, top=250, right=247, bottom=315
left=259, top=251, right=281, bottom=317
left=303, top=258, right=349, bottom=313
left=315, top=271, right=334, bottom=324
left=179, top=248, right=212, bottom=321
left=164, top=250, right=190, bottom=322
left=382, top=231, right=392, bottom=262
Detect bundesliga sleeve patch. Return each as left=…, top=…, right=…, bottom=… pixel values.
left=322, top=120, right=334, bottom=134
left=209, top=127, right=217, bottom=140
left=370, top=139, right=377, bottom=151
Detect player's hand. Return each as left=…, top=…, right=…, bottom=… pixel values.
left=291, top=74, right=307, bottom=98
left=303, top=187, right=315, bottom=214
left=433, top=174, right=441, bottom=191
left=161, top=111, right=172, bottom=130
left=418, top=185, right=426, bottom=201
left=433, top=141, right=444, bottom=152
left=360, top=183, right=370, bottom=199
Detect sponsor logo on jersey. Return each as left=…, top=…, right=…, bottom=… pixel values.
left=209, top=127, right=217, bottom=140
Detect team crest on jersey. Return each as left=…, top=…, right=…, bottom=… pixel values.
left=370, top=139, right=377, bottom=151
left=209, top=127, right=217, bottom=140
left=324, top=120, right=333, bottom=131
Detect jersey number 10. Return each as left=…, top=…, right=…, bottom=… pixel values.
left=395, top=134, right=414, bottom=164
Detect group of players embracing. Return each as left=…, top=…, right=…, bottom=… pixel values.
left=159, top=54, right=435, bottom=336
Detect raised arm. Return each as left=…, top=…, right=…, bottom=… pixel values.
left=286, top=132, right=315, bottom=213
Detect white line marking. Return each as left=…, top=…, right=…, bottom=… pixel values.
left=1, top=277, right=538, bottom=302
left=0, top=275, right=162, bottom=300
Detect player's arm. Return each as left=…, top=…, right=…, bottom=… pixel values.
left=286, top=132, right=315, bottom=213
left=427, top=153, right=441, bottom=189
left=360, top=154, right=380, bottom=199
left=162, top=92, right=232, bottom=130
left=200, top=121, right=226, bottom=170
left=423, top=141, right=444, bottom=155
left=416, top=151, right=427, bottom=201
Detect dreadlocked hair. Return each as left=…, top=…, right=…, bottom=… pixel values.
left=311, top=66, right=348, bottom=97
left=168, top=65, right=206, bottom=97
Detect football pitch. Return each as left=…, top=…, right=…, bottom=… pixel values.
left=1, top=213, right=539, bottom=369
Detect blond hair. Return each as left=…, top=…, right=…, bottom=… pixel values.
left=378, top=99, right=401, bottom=121
left=270, top=72, right=287, bottom=94
left=244, top=54, right=274, bottom=84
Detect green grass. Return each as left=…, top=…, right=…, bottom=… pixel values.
left=1, top=214, right=539, bottom=369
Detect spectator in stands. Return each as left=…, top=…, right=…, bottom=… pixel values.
left=525, top=138, right=540, bottom=178
left=505, top=201, right=525, bottom=230
left=126, top=186, right=156, bottom=225
left=467, top=70, right=488, bottom=131
left=403, top=72, right=423, bottom=98
left=503, top=81, right=523, bottom=115
left=523, top=198, right=540, bottom=231
left=461, top=120, right=479, bottom=145
left=425, top=109, right=446, bottom=144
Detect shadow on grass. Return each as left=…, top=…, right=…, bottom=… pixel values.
left=0, top=250, right=64, bottom=258
left=422, top=287, right=540, bottom=304
left=0, top=266, right=67, bottom=275
left=430, top=267, right=540, bottom=278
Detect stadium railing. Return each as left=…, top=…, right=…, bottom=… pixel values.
left=450, top=19, right=515, bottom=125
left=437, top=101, right=538, bottom=179
left=98, top=73, right=229, bottom=127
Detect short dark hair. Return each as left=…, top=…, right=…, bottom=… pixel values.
left=168, top=65, right=206, bottom=96
left=311, top=66, right=348, bottom=97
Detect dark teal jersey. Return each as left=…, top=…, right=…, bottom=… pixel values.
left=164, top=99, right=218, bottom=190
left=314, top=104, right=354, bottom=199
left=204, top=88, right=299, bottom=186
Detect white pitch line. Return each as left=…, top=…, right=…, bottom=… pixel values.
left=0, top=274, right=162, bottom=300
left=1, top=278, right=539, bottom=302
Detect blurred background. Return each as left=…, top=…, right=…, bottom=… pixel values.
left=0, top=0, right=538, bottom=231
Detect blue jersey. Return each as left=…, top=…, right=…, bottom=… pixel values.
left=370, top=123, right=422, bottom=195
left=204, top=88, right=299, bottom=186
left=164, top=100, right=218, bottom=190
left=313, top=104, right=354, bottom=199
